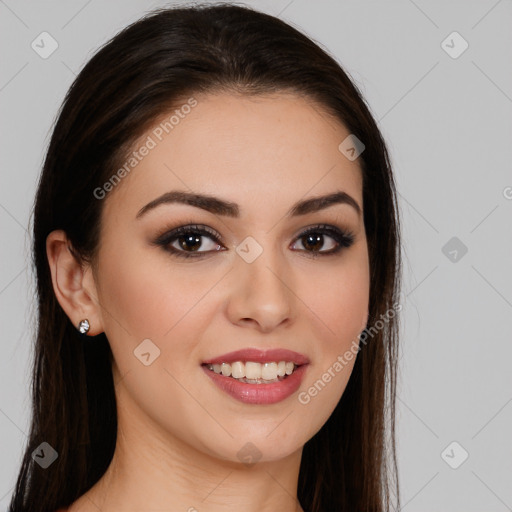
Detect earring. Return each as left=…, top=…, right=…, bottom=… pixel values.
left=77, top=319, right=90, bottom=335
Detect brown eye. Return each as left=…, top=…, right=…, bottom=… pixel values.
left=291, top=225, right=355, bottom=257
left=153, top=223, right=355, bottom=260
left=154, top=224, right=224, bottom=259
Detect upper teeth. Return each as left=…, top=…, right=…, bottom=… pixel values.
left=207, top=361, right=296, bottom=380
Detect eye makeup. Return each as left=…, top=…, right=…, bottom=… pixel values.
left=151, top=220, right=356, bottom=260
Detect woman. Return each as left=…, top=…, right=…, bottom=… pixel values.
left=9, top=3, right=402, bottom=511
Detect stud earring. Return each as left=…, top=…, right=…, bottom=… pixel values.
left=77, top=319, right=90, bottom=335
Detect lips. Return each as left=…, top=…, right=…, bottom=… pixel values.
left=201, top=364, right=308, bottom=404
left=201, top=347, right=310, bottom=404
left=201, top=348, right=310, bottom=366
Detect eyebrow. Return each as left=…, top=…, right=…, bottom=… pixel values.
left=136, top=189, right=361, bottom=219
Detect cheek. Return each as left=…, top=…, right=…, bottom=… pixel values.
left=293, top=253, right=369, bottom=431
left=95, top=242, right=227, bottom=403
left=94, top=247, right=228, bottom=449
left=315, top=276, right=368, bottom=334
left=301, top=251, right=370, bottom=344
left=96, top=244, right=214, bottom=340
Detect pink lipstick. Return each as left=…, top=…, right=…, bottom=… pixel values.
left=201, top=348, right=309, bottom=405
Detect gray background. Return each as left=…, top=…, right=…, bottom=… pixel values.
left=1, top=0, right=511, bottom=510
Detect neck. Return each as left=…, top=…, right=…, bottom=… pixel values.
left=73, top=374, right=305, bottom=512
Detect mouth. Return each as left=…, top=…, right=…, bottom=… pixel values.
left=202, top=360, right=301, bottom=384
left=201, top=348, right=309, bottom=404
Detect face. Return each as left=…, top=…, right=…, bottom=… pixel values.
left=90, top=92, right=369, bottom=463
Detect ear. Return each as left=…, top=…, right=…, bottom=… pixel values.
left=46, top=229, right=104, bottom=336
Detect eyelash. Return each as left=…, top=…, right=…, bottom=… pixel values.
left=153, top=223, right=355, bottom=260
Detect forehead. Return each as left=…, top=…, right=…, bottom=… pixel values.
left=104, top=92, right=363, bottom=220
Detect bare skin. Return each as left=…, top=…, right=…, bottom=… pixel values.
left=47, top=91, right=370, bottom=512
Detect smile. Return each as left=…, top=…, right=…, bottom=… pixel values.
left=204, top=360, right=298, bottom=383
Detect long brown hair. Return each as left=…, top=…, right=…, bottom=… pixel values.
left=9, top=3, right=402, bottom=511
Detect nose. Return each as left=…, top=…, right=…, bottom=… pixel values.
left=226, top=250, right=295, bottom=333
